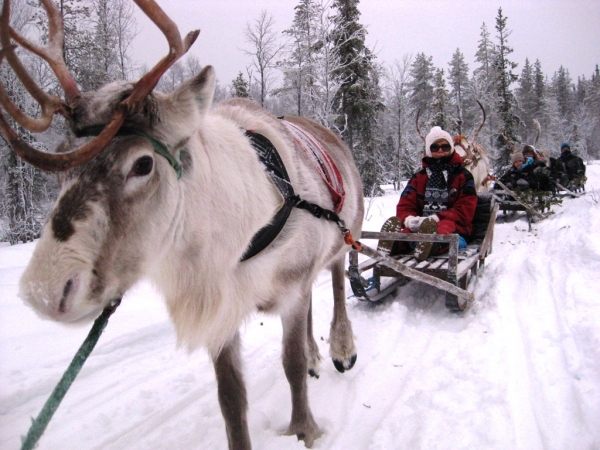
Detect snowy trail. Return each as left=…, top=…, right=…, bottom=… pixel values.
left=1, top=166, right=600, bottom=449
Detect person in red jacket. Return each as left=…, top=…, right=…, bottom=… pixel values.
left=396, top=126, right=478, bottom=261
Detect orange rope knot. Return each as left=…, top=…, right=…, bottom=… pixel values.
left=343, top=231, right=362, bottom=251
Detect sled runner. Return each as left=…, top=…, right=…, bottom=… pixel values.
left=553, top=179, right=585, bottom=198
left=348, top=194, right=498, bottom=310
left=491, top=180, right=556, bottom=229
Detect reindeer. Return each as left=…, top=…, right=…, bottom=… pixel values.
left=0, top=1, right=363, bottom=448
left=531, top=118, right=550, bottom=164
left=416, top=102, right=493, bottom=192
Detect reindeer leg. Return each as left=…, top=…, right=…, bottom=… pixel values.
left=282, top=294, right=322, bottom=447
left=329, top=257, right=357, bottom=373
left=306, top=294, right=322, bottom=378
left=212, top=332, right=251, bottom=450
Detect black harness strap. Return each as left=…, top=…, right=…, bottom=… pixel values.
left=241, top=130, right=348, bottom=262
left=240, top=130, right=296, bottom=261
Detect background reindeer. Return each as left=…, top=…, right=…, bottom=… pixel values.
left=416, top=102, right=493, bottom=193
left=0, top=1, right=363, bottom=448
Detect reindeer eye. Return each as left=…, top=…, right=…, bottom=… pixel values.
left=132, top=156, right=154, bottom=176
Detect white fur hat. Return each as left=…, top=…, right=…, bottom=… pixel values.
left=425, top=126, right=454, bottom=157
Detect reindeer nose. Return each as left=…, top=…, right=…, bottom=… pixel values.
left=59, top=278, right=75, bottom=313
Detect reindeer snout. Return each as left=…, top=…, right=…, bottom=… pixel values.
left=59, top=277, right=77, bottom=313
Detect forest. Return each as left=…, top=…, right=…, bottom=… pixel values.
left=1, top=0, right=599, bottom=244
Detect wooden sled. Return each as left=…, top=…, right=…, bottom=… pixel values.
left=553, top=178, right=586, bottom=198
left=348, top=194, right=498, bottom=311
left=491, top=180, right=555, bottom=229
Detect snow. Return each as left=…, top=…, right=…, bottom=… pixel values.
left=2, top=166, right=600, bottom=450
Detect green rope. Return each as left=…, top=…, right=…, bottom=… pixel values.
left=21, top=299, right=122, bottom=450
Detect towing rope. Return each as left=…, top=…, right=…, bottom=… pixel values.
left=21, top=299, right=122, bottom=450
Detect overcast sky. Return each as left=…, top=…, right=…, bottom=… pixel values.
left=132, top=0, right=600, bottom=87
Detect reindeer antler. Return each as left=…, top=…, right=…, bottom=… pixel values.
left=0, top=0, right=199, bottom=171
left=533, top=119, right=541, bottom=145
left=415, top=108, right=426, bottom=143
left=471, top=100, right=486, bottom=145
left=0, top=0, right=75, bottom=133
left=499, top=132, right=518, bottom=153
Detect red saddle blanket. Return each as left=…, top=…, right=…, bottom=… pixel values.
left=282, top=120, right=346, bottom=213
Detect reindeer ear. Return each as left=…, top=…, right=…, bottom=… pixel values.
left=170, top=65, right=216, bottom=117
left=189, top=65, right=216, bottom=115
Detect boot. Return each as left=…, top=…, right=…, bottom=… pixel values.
left=377, top=216, right=403, bottom=255
left=413, top=217, right=437, bottom=262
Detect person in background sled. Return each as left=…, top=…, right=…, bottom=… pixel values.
left=495, top=152, right=533, bottom=191
left=552, top=142, right=586, bottom=189
left=522, top=144, right=551, bottom=190
left=522, top=144, right=543, bottom=164
left=396, top=126, right=477, bottom=262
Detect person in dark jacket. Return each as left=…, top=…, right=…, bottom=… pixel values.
left=396, top=126, right=478, bottom=261
left=495, top=152, right=533, bottom=191
left=522, top=144, right=551, bottom=190
left=553, top=142, right=586, bottom=189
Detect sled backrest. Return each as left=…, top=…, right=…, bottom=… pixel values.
left=470, top=194, right=496, bottom=243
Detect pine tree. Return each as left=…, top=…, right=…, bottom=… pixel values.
left=447, top=48, right=471, bottom=134
left=279, top=0, right=320, bottom=116
left=533, top=59, right=546, bottom=118
left=407, top=53, right=435, bottom=121
left=231, top=72, right=251, bottom=98
left=493, top=8, right=519, bottom=169
left=330, top=0, right=368, bottom=144
left=516, top=58, right=537, bottom=142
left=552, top=66, right=574, bottom=119
left=471, top=22, right=497, bottom=149
left=587, top=65, right=600, bottom=157
left=431, top=68, right=451, bottom=130
left=330, top=0, right=384, bottom=195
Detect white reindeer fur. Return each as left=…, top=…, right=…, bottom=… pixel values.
left=20, top=66, right=363, bottom=358
left=454, top=137, right=492, bottom=193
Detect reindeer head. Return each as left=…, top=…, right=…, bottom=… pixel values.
left=0, top=0, right=213, bottom=322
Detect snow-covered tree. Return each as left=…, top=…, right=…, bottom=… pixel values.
left=447, top=48, right=471, bottom=134
left=551, top=66, right=574, bottom=119
left=329, top=0, right=384, bottom=195
left=493, top=8, right=520, bottom=169
left=243, top=10, right=284, bottom=107
left=278, top=0, right=321, bottom=117
left=515, top=58, right=538, bottom=142
left=231, top=72, right=251, bottom=98
left=381, top=55, right=423, bottom=186
left=0, top=2, right=57, bottom=244
left=471, top=22, right=498, bottom=149
left=407, top=52, right=435, bottom=123
left=431, top=68, right=451, bottom=130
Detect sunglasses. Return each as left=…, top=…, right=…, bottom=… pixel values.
left=430, top=143, right=452, bottom=153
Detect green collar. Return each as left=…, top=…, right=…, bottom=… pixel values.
left=77, top=126, right=183, bottom=179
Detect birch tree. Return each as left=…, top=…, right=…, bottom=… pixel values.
left=382, top=55, right=422, bottom=187
left=243, top=10, right=283, bottom=107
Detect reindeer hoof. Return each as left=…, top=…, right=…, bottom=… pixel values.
left=308, top=368, right=320, bottom=379
left=332, top=353, right=357, bottom=373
